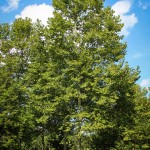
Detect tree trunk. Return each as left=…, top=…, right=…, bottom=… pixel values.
left=64, top=134, right=67, bottom=150
left=42, top=130, right=45, bottom=150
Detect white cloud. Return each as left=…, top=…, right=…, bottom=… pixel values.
left=138, top=0, right=150, bottom=10
left=112, top=0, right=131, bottom=16
left=140, top=79, right=150, bottom=88
left=112, top=0, right=138, bottom=36
left=1, top=0, right=20, bottom=12
left=132, top=52, right=144, bottom=59
left=15, top=4, right=54, bottom=25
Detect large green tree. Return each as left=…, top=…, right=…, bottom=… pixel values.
left=46, top=0, right=140, bottom=149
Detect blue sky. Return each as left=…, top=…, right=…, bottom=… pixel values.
left=0, top=0, right=150, bottom=88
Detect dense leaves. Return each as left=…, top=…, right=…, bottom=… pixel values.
left=0, top=0, right=149, bottom=149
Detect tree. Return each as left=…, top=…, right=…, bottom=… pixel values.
left=46, top=0, right=140, bottom=149
left=1, top=0, right=147, bottom=149
left=23, top=19, right=65, bottom=149
left=0, top=18, right=33, bottom=149
left=116, top=87, right=150, bottom=149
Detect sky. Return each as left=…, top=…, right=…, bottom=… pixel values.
left=0, top=0, right=150, bottom=88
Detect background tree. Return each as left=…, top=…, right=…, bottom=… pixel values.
left=0, top=18, right=33, bottom=149
left=23, top=19, right=65, bottom=149
left=116, top=87, right=150, bottom=149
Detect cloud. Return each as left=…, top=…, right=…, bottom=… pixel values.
left=112, top=0, right=131, bottom=16
left=138, top=0, right=150, bottom=10
left=15, top=3, right=54, bottom=25
left=132, top=52, right=145, bottom=59
left=1, top=0, right=20, bottom=12
left=140, top=79, right=150, bottom=88
left=112, top=0, right=138, bottom=36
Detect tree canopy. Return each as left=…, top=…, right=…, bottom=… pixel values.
left=0, top=0, right=150, bottom=149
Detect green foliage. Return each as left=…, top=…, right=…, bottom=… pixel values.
left=0, top=0, right=149, bottom=149
left=0, top=18, right=34, bottom=149
left=116, top=87, right=150, bottom=149
left=48, top=0, right=139, bottom=149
